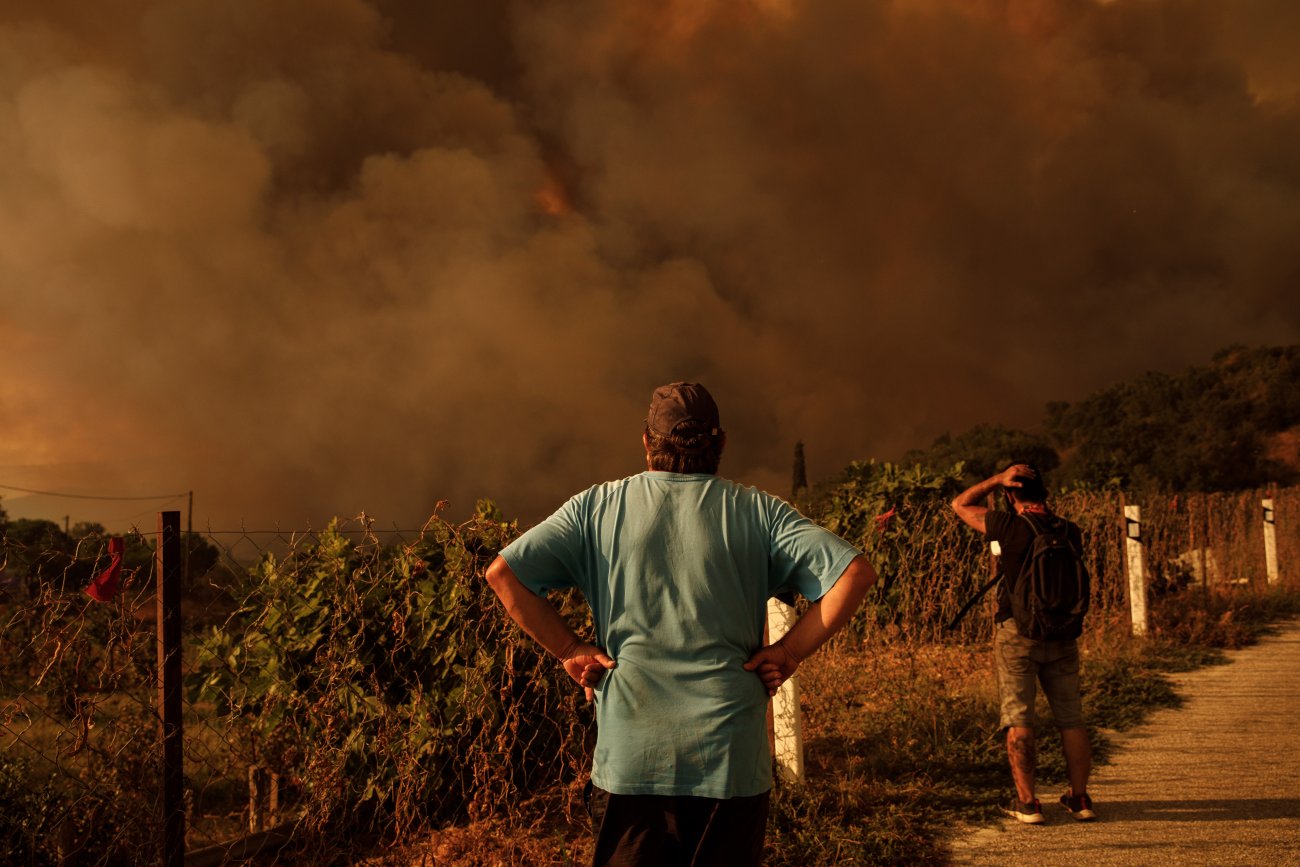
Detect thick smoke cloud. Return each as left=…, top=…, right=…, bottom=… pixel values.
left=1, top=0, right=1297, bottom=530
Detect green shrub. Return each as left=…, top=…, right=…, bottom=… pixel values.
left=0, top=753, right=159, bottom=867
left=0, top=755, right=54, bottom=866
left=189, top=504, right=593, bottom=836
left=805, top=461, right=985, bottom=638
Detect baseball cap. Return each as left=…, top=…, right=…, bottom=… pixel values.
left=646, top=382, right=721, bottom=438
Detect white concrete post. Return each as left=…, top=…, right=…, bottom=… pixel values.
left=1124, top=504, right=1149, bottom=636
left=766, top=597, right=805, bottom=784
left=1263, top=498, right=1279, bottom=585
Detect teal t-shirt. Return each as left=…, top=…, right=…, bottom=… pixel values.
left=499, top=471, right=862, bottom=798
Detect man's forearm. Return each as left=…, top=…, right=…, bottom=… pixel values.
left=779, top=556, right=877, bottom=661
left=952, top=465, right=1025, bottom=533
left=952, top=474, right=1003, bottom=508
left=485, top=556, right=581, bottom=659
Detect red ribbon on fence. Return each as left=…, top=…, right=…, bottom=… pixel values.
left=85, top=537, right=124, bottom=602
left=874, top=506, right=897, bottom=532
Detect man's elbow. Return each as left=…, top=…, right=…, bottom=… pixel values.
left=951, top=505, right=986, bottom=534
left=484, top=555, right=512, bottom=594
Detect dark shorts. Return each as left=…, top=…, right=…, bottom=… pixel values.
left=994, top=619, right=1085, bottom=730
left=585, top=782, right=770, bottom=867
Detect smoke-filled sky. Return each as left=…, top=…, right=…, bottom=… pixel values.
left=1, top=0, right=1298, bottom=532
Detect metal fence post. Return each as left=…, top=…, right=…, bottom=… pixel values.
left=157, top=511, right=185, bottom=866
left=1124, top=504, right=1149, bottom=636
left=766, top=597, right=805, bottom=784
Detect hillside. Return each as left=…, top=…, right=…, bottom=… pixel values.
left=902, top=344, right=1300, bottom=492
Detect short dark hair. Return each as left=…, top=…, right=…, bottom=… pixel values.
left=1003, top=462, right=1048, bottom=503
left=644, top=421, right=724, bottom=474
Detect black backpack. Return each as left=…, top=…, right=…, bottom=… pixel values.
left=1008, top=513, right=1090, bottom=641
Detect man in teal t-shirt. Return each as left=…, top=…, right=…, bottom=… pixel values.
left=485, top=382, right=877, bottom=865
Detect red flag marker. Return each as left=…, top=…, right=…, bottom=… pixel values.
left=85, top=537, right=124, bottom=602
left=874, top=505, right=897, bottom=532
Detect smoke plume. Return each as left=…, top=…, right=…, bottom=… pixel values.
left=1, top=0, right=1297, bottom=530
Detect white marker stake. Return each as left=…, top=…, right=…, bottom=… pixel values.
left=766, top=596, right=805, bottom=784
left=1263, top=499, right=1279, bottom=585
left=1125, top=504, right=1149, bottom=637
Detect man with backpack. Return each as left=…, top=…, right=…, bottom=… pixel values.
left=951, top=463, right=1096, bottom=825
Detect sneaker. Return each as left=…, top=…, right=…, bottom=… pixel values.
left=1004, top=796, right=1045, bottom=824
left=1059, top=791, right=1096, bottom=821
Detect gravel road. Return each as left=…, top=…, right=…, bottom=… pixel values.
left=946, top=621, right=1300, bottom=866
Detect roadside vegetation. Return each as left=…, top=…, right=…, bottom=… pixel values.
left=5, top=481, right=1296, bottom=866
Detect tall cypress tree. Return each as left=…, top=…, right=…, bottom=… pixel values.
left=792, top=440, right=808, bottom=500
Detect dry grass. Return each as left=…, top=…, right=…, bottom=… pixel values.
left=355, top=785, right=592, bottom=867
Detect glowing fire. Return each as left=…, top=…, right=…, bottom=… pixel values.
left=535, top=173, right=571, bottom=217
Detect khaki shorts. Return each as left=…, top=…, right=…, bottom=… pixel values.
left=994, top=619, right=1085, bottom=730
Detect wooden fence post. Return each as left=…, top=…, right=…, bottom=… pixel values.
left=1124, top=504, right=1149, bottom=636
left=157, top=511, right=184, bottom=867
left=1262, top=498, right=1279, bottom=585
left=766, top=597, right=805, bottom=784
left=1189, top=495, right=1208, bottom=589
left=249, top=765, right=280, bottom=833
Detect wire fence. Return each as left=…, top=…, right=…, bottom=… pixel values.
left=1, top=487, right=1296, bottom=864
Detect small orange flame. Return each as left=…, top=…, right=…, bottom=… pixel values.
left=535, top=174, right=570, bottom=218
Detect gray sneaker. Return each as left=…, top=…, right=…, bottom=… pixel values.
left=1004, top=796, right=1045, bottom=824
left=1059, top=791, right=1096, bottom=821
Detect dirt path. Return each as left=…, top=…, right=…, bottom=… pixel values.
left=946, top=621, right=1300, bottom=866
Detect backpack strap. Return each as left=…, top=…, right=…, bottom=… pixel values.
left=945, top=573, right=1000, bottom=632
left=1021, top=511, right=1081, bottom=556
left=953, top=517, right=1026, bottom=632
left=1019, top=511, right=1057, bottom=537
left=947, top=512, right=1060, bottom=633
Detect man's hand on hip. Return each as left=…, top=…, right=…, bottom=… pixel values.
left=743, top=556, right=875, bottom=697
left=743, top=640, right=800, bottom=697
left=560, top=641, right=617, bottom=702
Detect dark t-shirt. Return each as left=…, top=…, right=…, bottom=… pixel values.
left=986, top=509, right=1084, bottom=624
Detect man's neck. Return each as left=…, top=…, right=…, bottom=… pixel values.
left=1014, top=501, right=1050, bottom=515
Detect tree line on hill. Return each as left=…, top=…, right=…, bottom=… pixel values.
left=896, top=344, right=1300, bottom=494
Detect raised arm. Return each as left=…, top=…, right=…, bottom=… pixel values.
left=950, top=464, right=1033, bottom=534
left=743, top=555, right=877, bottom=695
left=484, top=555, right=615, bottom=700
